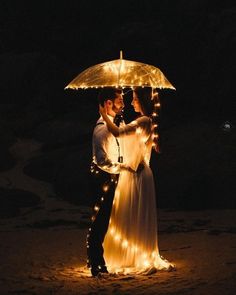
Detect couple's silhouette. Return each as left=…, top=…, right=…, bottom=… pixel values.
left=87, top=87, right=173, bottom=276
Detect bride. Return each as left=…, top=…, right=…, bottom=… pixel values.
left=99, top=87, right=174, bottom=274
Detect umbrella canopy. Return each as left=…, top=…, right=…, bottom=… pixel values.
left=65, top=52, right=175, bottom=90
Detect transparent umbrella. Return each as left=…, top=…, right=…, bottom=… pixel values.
left=65, top=51, right=175, bottom=90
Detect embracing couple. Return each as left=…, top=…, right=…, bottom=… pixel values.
left=87, top=87, right=174, bottom=277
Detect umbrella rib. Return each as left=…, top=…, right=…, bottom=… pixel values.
left=142, top=65, right=156, bottom=86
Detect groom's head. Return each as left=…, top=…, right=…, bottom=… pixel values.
left=98, top=87, right=124, bottom=115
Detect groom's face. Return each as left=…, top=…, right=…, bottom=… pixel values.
left=112, top=92, right=124, bottom=113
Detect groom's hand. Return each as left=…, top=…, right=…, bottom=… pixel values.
left=120, top=164, right=134, bottom=173
left=136, top=162, right=145, bottom=174
left=120, top=162, right=145, bottom=174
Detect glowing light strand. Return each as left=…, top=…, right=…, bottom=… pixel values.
left=86, top=166, right=116, bottom=268
left=108, top=224, right=163, bottom=268
left=151, top=90, right=161, bottom=153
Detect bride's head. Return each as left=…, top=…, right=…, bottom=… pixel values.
left=132, top=87, right=154, bottom=116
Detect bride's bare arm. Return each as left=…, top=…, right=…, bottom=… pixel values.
left=99, top=104, right=119, bottom=137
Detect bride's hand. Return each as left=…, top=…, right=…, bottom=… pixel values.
left=99, top=104, right=107, bottom=118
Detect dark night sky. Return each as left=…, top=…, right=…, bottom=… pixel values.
left=0, top=0, right=235, bottom=209
left=1, top=0, right=235, bottom=120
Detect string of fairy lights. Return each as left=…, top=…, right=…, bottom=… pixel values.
left=86, top=90, right=163, bottom=270
left=86, top=169, right=169, bottom=270
left=86, top=168, right=118, bottom=268
left=151, top=89, right=161, bottom=153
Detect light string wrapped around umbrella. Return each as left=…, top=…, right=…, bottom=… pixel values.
left=65, top=51, right=175, bottom=90
left=65, top=52, right=175, bottom=153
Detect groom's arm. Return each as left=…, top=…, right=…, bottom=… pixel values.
left=93, top=124, right=123, bottom=174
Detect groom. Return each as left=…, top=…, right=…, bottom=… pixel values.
left=87, top=87, right=125, bottom=277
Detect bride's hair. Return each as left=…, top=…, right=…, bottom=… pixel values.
left=133, top=87, right=161, bottom=153
left=133, top=87, right=153, bottom=116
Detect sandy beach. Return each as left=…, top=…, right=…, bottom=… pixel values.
left=0, top=139, right=236, bottom=294
left=1, top=200, right=236, bottom=294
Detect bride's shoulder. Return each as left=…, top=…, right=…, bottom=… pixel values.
left=136, top=116, right=151, bottom=126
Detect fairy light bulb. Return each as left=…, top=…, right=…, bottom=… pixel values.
left=122, top=240, right=128, bottom=248
left=94, top=205, right=99, bottom=211
left=133, top=245, right=139, bottom=252
left=152, top=251, right=157, bottom=258
left=143, top=260, right=150, bottom=268
left=142, top=253, right=148, bottom=259
left=152, top=134, right=159, bottom=139
left=110, top=227, right=115, bottom=234
left=141, top=136, right=147, bottom=143
left=115, top=234, right=121, bottom=241
left=103, top=184, right=109, bottom=192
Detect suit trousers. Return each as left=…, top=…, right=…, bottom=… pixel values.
left=87, top=164, right=118, bottom=268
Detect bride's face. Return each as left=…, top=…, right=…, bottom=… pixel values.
left=131, top=92, right=142, bottom=113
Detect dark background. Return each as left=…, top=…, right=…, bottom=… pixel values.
left=0, top=0, right=235, bottom=212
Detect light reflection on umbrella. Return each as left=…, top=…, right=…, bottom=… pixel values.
left=65, top=51, right=175, bottom=90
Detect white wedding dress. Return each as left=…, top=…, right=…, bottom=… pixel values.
left=103, top=116, right=173, bottom=274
